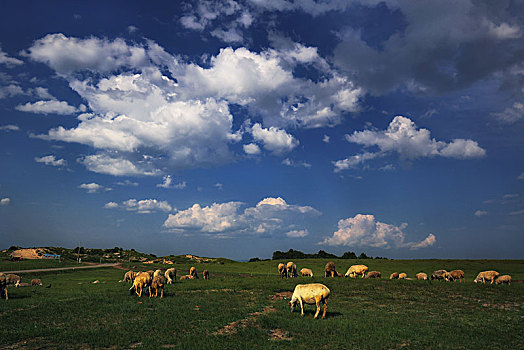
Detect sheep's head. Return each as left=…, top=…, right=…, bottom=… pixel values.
left=289, top=300, right=297, bottom=312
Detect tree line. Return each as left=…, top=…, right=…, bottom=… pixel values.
left=271, top=249, right=387, bottom=260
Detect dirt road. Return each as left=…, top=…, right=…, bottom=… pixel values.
left=0, top=263, right=122, bottom=274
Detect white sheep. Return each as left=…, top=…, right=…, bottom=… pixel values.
left=344, top=265, right=368, bottom=278
left=164, top=268, right=177, bottom=284
left=300, top=268, right=314, bottom=277
left=289, top=283, right=330, bottom=319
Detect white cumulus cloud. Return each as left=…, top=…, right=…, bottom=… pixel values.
left=0, top=197, right=10, bottom=206
left=164, top=197, right=320, bottom=237
left=106, top=198, right=172, bottom=214
left=335, top=116, right=486, bottom=170
left=24, top=34, right=361, bottom=175
left=251, top=123, right=298, bottom=155
left=78, top=182, right=111, bottom=193
left=474, top=210, right=488, bottom=217
left=35, top=155, right=67, bottom=167
left=0, top=47, right=23, bottom=66
left=320, top=214, right=436, bottom=250
left=16, top=99, right=80, bottom=115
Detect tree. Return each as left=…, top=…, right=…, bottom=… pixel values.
left=358, top=252, right=370, bottom=259
left=341, top=251, right=357, bottom=259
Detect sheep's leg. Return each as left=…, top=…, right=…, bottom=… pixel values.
left=314, top=300, right=320, bottom=319
left=160, top=289, right=163, bottom=298
left=299, top=299, right=305, bottom=317
left=138, top=286, right=142, bottom=298
left=322, top=299, right=328, bottom=319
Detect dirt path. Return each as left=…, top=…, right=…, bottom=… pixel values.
left=0, top=263, right=122, bottom=274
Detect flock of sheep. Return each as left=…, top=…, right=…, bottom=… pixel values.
left=277, top=261, right=513, bottom=285
left=0, top=272, right=42, bottom=300
left=125, top=266, right=209, bottom=298
left=0, top=262, right=513, bottom=304
left=281, top=262, right=513, bottom=319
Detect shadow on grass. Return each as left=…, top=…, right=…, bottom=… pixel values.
left=291, top=310, right=343, bottom=319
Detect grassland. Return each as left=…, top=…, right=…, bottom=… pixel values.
left=1, top=258, right=523, bottom=349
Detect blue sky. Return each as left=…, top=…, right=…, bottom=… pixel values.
left=0, top=0, right=523, bottom=260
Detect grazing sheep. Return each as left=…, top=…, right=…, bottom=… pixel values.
left=146, top=270, right=155, bottom=279
left=150, top=275, right=165, bottom=298
left=325, top=262, right=336, bottom=278
left=390, top=272, right=399, bottom=279
left=180, top=275, right=195, bottom=280
left=5, top=274, right=21, bottom=287
left=398, top=273, right=407, bottom=280
left=203, top=270, right=210, bottom=280
left=31, top=279, right=42, bottom=286
left=416, top=273, right=428, bottom=280
left=300, top=268, right=314, bottom=277
left=278, top=263, right=287, bottom=279
left=153, top=269, right=163, bottom=278
left=189, top=267, right=198, bottom=279
left=129, top=272, right=152, bottom=297
left=474, top=270, right=500, bottom=284
left=366, top=271, right=381, bottom=278
left=345, top=265, right=369, bottom=278
left=164, top=268, right=177, bottom=284
left=290, top=283, right=331, bottom=319
left=431, top=270, right=449, bottom=281
left=287, top=262, right=298, bottom=278
left=124, top=270, right=137, bottom=283
left=450, top=270, right=465, bottom=283
left=0, top=274, right=7, bottom=300
left=495, top=275, right=512, bottom=285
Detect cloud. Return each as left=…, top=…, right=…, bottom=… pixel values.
left=492, top=102, right=524, bottom=124
left=335, top=116, right=486, bottom=170
left=163, top=196, right=320, bottom=237
left=34, top=155, right=67, bottom=167
left=106, top=198, right=172, bottom=214
left=22, top=33, right=149, bottom=76
left=33, top=87, right=54, bottom=100
left=333, top=152, right=380, bottom=172
left=78, top=182, right=111, bottom=193
left=79, top=154, right=160, bottom=177
left=0, top=198, right=10, bottom=206
left=518, top=172, right=524, bottom=180
left=157, top=175, right=186, bottom=189
left=243, top=143, right=261, bottom=155
left=474, top=210, right=488, bottom=217
left=104, top=201, right=118, bottom=209
left=508, top=209, right=524, bottom=216
left=282, top=158, right=311, bottom=168
left=320, top=214, right=436, bottom=250
left=322, top=134, right=330, bottom=143
left=0, top=47, right=23, bottom=66
left=24, top=34, right=361, bottom=175
left=0, top=84, right=25, bottom=99
left=115, top=179, right=139, bottom=187
left=333, top=1, right=524, bottom=95
left=286, top=229, right=309, bottom=238
left=0, top=124, right=20, bottom=131
left=251, top=123, right=298, bottom=155
left=406, top=233, right=436, bottom=250
left=16, top=99, right=80, bottom=115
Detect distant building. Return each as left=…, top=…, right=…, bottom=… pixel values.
left=42, top=254, right=61, bottom=259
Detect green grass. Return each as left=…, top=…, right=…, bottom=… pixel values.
left=1, top=260, right=522, bottom=349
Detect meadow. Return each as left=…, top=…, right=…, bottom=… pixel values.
left=1, top=258, right=523, bottom=349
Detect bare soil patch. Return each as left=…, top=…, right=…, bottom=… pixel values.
left=213, top=299, right=277, bottom=336
left=268, top=291, right=292, bottom=301
left=269, top=328, right=292, bottom=341
left=10, top=248, right=47, bottom=260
